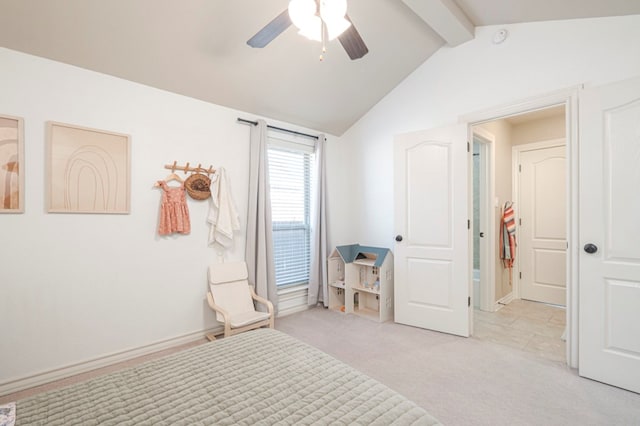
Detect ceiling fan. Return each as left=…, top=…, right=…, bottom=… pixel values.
left=247, top=0, right=369, bottom=60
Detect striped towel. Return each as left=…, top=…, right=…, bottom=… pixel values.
left=500, top=203, right=517, bottom=268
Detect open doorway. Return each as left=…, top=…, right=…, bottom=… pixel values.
left=472, top=129, right=493, bottom=312
left=471, top=105, right=568, bottom=362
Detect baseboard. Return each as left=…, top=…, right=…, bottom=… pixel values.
left=494, top=292, right=514, bottom=311
left=0, top=326, right=223, bottom=396
left=2, top=293, right=309, bottom=396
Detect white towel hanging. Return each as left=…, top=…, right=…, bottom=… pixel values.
left=207, top=167, right=240, bottom=248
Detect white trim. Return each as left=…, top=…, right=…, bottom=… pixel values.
left=495, top=292, right=515, bottom=311
left=514, top=138, right=566, bottom=152
left=460, top=86, right=579, bottom=369
left=268, top=129, right=316, bottom=152
left=472, top=128, right=496, bottom=313
left=511, top=138, right=566, bottom=302
left=460, top=86, right=578, bottom=125
left=566, top=90, right=580, bottom=369
left=276, top=285, right=310, bottom=318
left=0, top=326, right=222, bottom=396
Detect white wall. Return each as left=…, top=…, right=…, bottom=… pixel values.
left=0, top=47, right=345, bottom=390
left=340, top=15, right=640, bottom=248
left=4, top=13, right=640, bottom=392
left=324, top=128, right=355, bottom=249
left=512, top=114, right=565, bottom=146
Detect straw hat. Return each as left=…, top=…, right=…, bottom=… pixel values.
left=184, top=173, right=211, bottom=200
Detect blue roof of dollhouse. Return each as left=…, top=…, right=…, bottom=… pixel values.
left=335, top=244, right=391, bottom=267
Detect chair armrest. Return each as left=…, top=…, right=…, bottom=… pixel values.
left=207, top=291, right=231, bottom=336
left=250, top=288, right=275, bottom=328
left=249, top=287, right=274, bottom=315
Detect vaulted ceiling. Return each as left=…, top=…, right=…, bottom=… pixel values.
left=1, top=0, right=639, bottom=135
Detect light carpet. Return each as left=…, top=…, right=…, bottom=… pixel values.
left=3, top=307, right=639, bottom=425
left=276, top=307, right=640, bottom=426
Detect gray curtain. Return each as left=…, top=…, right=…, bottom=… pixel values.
left=308, top=134, right=328, bottom=306
left=245, top=119, right=278, bottom=312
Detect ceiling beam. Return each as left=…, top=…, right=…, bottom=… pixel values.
left=402, top=0, right=475, bottom=46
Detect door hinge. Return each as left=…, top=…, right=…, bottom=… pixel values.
left=519, top=164, right=521, bottom=172
left=519, top=218, right=522, bottom=226
left=467, top=219, right=470, bottom=229
left=468, top=296, right=471, bottom=307
left=519, top=272, right=522, bottom=279
left=467, top=142, right=470, bottom=152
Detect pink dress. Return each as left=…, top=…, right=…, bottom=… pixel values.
left=157, top=181, right=190, bottom=235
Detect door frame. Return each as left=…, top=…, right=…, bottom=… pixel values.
left=460, top=87, right=579, bottom=368
left=472, top=128, right=496, bottom=312
left=512, top=138, right=566, bottom=302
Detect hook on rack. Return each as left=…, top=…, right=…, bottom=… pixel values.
left=163, top=161, right=217, bottom=175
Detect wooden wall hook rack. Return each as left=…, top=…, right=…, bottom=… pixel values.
left=164, top=161, right=215, bottom=175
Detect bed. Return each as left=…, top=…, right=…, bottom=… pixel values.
left=16, top=329, right=440, bottom=425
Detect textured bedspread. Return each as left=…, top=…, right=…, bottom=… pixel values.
left=16, top=328, right=440, bottom=425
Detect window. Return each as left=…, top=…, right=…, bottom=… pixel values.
left=268, top=136, right=315, bottom=288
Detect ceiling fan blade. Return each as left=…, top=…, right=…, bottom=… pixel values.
left=247, top=9, right=292, bottom=48
left=338, top=15, right=369, bottom=60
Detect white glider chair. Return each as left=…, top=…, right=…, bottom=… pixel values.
left=206, top=261, right=274, bottom=340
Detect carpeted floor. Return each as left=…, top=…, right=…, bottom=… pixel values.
left=3, top=305, right=639, bottom=425
left=276, top=307, right=640, bottom=426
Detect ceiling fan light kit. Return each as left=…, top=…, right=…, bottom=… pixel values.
left=289, top=0, right=350, bottom=41
left=247, top=0, right=368, bottom=61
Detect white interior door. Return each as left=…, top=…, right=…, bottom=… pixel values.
left=579, top=76, right=640, bottom=393
left=518, top=143, right=567, bottom=306
left=394, top=124, right=470, bottom=337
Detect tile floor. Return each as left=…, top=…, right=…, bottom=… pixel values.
left=473, top=299, right=566, bottom=362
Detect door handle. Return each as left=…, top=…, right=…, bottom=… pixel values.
left=395, top=235, right=403, bottom=242
left=584, top=243, right=598, bottom=254
left=479, top=232, right=484, bottom=238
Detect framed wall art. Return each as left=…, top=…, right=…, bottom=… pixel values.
left=0, top=114, right=25, bottom=213
left=47, top=121, right=131, bottom=214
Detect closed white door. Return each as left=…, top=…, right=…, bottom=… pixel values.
left=579, top=76, right=640, bottom=393
left=518, top=143, right=567, bottom=306
left=394, top=124, right=470, bottom=337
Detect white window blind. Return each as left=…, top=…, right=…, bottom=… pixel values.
left=268, top=137, right=314, bottom=288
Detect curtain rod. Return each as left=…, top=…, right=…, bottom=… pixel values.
left=236, top=118, right=319, bottom=140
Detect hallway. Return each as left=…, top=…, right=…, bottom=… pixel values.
left=474, top=299, right=566, bottom=363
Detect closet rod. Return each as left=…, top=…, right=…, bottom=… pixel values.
left=236, top=118, right=319, bottom=140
